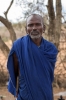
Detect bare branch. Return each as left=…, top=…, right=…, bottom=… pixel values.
left=4, top=0, right=14, bottom=19
left=0, top=36, right=10, bottom=58
left=0, top=16, right=16, bottom=43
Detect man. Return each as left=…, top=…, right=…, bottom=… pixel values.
left=7, top=14, right=58, bottom=100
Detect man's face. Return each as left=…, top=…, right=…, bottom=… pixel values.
left=26, top=14, right=44, bottom=39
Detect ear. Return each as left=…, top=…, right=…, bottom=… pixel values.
left=25, top=26, right=29, bottom=35
left=25, top=26, right=28, bottom=34
left=43, top=24, right=45, bottom=33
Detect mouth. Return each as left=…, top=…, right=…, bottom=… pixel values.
left=30, top=31, right=39, bottom=35
left=29, top=31, right=41, bottom=39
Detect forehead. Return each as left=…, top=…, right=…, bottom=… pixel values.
left=26, top=14, right=42, bottom=24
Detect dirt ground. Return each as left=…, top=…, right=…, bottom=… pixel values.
left=0, top=86, right=15, bottom=100
left=0, top=86, right=66, bottom=100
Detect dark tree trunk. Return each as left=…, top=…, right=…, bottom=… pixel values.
left=0, top=16, right=16, bottom=43
left=47, top=0, right=55, bottom=43
left=55, top=0, right=62, bottom=49
left=47, top=0, right=62, bottom=49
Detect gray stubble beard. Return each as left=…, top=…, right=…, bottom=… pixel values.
left=30, top=34, right=41, bottom=39
left=29, top=31, right=41, bottom=39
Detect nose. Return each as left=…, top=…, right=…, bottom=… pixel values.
left=32, top=25, right=37, bottom=31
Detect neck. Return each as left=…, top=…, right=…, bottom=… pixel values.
left=31, top=37, right=42, bottom=46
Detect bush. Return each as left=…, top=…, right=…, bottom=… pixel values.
left=0, top=71, right=8, bottom=86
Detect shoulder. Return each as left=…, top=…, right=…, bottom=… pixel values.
left=44, top=39, right=55, bottom=48
left=13, top=35, right=27, bottom=46
left=14, top=37, right=23, bottom=45
left=44, top=39, right=58, bottom=53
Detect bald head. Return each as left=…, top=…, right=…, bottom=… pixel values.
left=26, top=14, right=44, bottom=25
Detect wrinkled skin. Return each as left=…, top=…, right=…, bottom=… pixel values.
left=26, top=14, right=45, bottom=46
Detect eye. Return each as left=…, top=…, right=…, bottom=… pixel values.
left=28, top=24, right=33, bottom=27
left=36, top=23, right=41, bottom=26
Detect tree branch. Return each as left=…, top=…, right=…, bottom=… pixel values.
left=4, top=0, right=14, bottom=19
left=0, top=16, right=16, bottom=43
left=0, top=36, right=10, bottom=58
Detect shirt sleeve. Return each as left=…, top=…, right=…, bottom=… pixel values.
left=7, top=43, right=17, bottom=96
